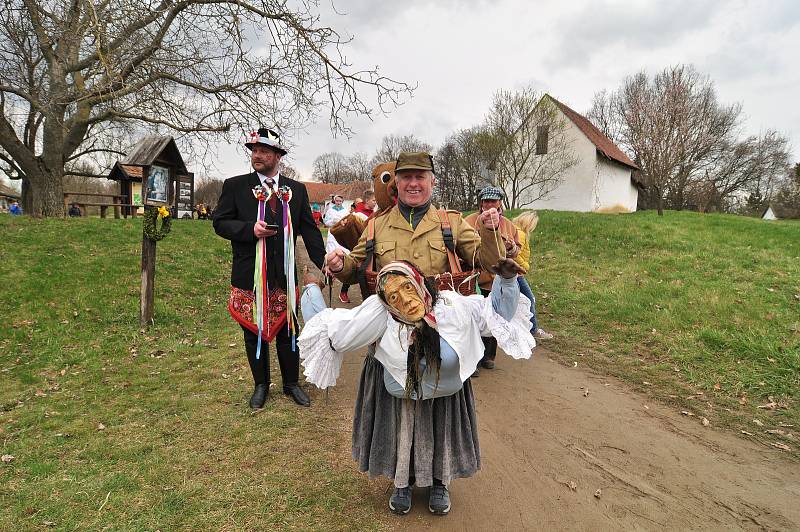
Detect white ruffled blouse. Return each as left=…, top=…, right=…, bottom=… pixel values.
left=298, top=277, right=536, bottom=390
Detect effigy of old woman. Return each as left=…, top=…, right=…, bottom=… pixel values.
left=298, top=259, right=535, bottom=516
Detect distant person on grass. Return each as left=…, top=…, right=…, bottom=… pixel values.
left=213, top=127, right=325, bottom=409
left=68, top=203, right=82, bottom=217
left=9, top=201, right=22, bottom=215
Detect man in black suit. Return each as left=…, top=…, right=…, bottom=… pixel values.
left=214, top=128, right=325, bottom=408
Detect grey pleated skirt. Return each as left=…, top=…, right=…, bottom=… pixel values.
left=351, top=347, right=481, bottom=488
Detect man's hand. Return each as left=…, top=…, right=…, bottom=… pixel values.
left=253, top=221, right=277, bottom=239
left=502, top=235, right=519, bottom=258
left=324, top=249, right=346, bottom=274
left=479, top=208, right=500, bottom=230
left=488, top=258, right=525, bottom=279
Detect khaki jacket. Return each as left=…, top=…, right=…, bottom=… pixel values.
left=335, top=205, right=506, bottom=283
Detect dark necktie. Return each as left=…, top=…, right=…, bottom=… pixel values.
left=263, top=177, right=277, bottom=212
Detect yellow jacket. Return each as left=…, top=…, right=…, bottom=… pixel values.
left=513, top=228, right=530, bottom=273
left=335, top=205, right=505, bottom=283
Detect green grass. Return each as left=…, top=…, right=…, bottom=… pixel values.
left=528, top=210, right=800, bottom=434
left=1, top=209, right=799, bottom=528
left=0, top=215, right=388, bottom=531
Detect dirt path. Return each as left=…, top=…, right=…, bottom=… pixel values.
left=298, top=252, right=800, bottom=531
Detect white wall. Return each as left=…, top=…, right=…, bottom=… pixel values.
left=514, top=108, right=638, bottom=213
left=516, top=116, right=596, bottom=211
left=592, top=158, right=639, bottom=212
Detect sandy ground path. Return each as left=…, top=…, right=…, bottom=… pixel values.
left=297, top=248, right=800, bottom=531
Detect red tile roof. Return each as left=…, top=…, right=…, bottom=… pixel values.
left=302, top=180, right=372, bottom=204
left=544, top=94, right=640, bottom=171
left=120, top=164, right=143, bottom=179
left=107, top=162, right=144, bottom=181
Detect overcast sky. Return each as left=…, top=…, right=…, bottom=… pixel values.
left=184, top=0, right=800, bottom=181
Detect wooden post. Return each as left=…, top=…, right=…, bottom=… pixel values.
left=140, top=219, right=157, bottom=326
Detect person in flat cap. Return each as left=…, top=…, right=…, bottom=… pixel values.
left=213, top=127, right=326, bottom=408
left=464, top=185, right=521, bottom=375
left=322, top=151, right=512, bottom=516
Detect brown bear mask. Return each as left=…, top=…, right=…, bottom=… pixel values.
left=371, top=161, right=397, bottom=212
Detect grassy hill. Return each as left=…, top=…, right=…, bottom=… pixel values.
left=0, top=216, right=387, bottom=531
left=529, top=210, right=799, bottom=431
left=0, top=210, right=798, bottom=528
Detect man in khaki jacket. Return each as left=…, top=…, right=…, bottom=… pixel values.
left=325, top=152, right=505, bottom=281
left=323, top=151, right=507, bottom=516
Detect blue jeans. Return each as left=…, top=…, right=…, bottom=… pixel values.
left=517, top=276, right=538, bottom=333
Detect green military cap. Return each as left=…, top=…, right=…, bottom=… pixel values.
left=395, top=151, right=435, bottom=173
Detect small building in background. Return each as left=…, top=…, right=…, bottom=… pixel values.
left=513, top=94, right=642, bottom=213
left=761, top=205, right=779, bottom=220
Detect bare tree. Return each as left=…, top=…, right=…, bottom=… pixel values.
left=771, top=163, right=800, bottom=218
left=590, top=65, right=741, bottom=215
left=587, top=89, right=625, bottom=146
left=0, top=0, right=412, bottom=216
left=312, top=152, right=349, bottom=184
left=345, top=151, right=373, bottom=181
left=434, top=126, right=494, bottom=210
left=705, top=130, right=790, bottom=209
left=194, top=174, right=224, bottom=208
left=371, top=134, right=432, bottom=165
left=486, top=89, right=578, bottom=209
left=279, top=162, right=303, bottom=181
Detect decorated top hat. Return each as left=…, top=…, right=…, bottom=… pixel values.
left=245, top=128, right=288, bottom=155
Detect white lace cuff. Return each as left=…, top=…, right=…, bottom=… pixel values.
left=482, top=294, right=536, bottom=359
left=298, top=308, right=343, bottom=389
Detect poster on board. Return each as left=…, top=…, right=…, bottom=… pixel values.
left=144, top=164, right=170, bottom=206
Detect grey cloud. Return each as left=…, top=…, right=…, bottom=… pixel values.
left=325, top=0, right=491, bottom=27
left=545, top=0, right=718, bottom=68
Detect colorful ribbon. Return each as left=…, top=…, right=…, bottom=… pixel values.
left=252, top=185, right=269, bottom=360
left=279, top=185, right=298, bottom=351
left=252, top=182, right=298, bottom=356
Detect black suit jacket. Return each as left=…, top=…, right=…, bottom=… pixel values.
left=213, top=172, right=326, bottom=290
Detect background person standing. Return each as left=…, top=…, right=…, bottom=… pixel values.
left=464, top=186, right=520, bottom=375
left=213, top=127, right=325, bottom=408
left=323, top=193, right=353, bottom=303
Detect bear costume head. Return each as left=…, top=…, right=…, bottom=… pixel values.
left=371, top=161, right=397, bottom=212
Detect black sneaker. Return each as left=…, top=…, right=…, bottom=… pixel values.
left=428, top=481, right=451, bottom=515
left=389, top=486, right=412, bottom=515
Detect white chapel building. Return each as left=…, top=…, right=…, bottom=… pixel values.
left=514, top=94, right=642, bottom=213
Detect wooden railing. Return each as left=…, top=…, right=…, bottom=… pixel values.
left=63, top=192, right=142, bottom=218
